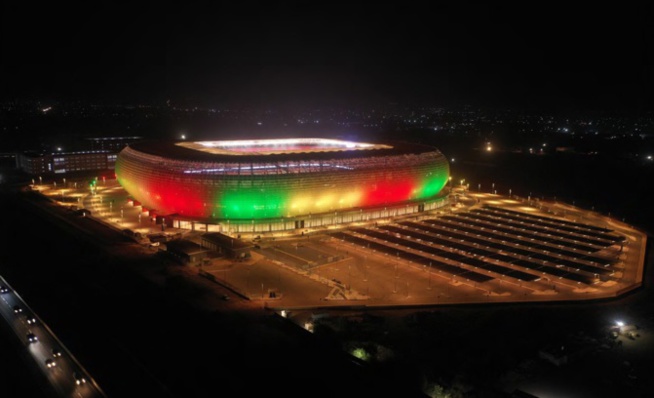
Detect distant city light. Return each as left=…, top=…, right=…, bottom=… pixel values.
left=647, top=155, right=653, bottom=160
left=57, top=147, right=62, bottom=151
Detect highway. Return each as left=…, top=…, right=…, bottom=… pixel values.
left=0, top=275, right=106, bottom=398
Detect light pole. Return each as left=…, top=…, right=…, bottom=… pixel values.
left=246, top=269, right=251, bottom=296
left=348, top=264, right=351, bottom=291
left=428, top=262, right=432, bottom=290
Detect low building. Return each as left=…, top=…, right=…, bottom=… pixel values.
left=165, top=239, right=211, bottom=266
left=17, top=150, right=117, bottom=175
left=539, top=339, right=592, bottom=367
left=538, top=344, right=568, bottom=366
left=201, top=232, right=252, bottom=260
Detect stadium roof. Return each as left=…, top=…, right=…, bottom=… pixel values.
left=125, top=138, right=442, bottom=163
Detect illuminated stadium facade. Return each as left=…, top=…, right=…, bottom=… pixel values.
left=115, top=138, right=450, bottom=233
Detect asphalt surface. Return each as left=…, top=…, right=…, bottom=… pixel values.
left=0, top=277, right=105, bottom=398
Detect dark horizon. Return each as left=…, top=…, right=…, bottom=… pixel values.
left=2, top=2, right=652, bottom=113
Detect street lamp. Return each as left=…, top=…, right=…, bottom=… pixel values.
left=428, top=262, right=432, bottom=290
left=348, top=264, right=351, bottom=290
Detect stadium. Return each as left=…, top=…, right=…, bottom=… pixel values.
left=115, top=138, right=451, bottom=233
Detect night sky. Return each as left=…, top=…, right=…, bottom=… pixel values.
left=1, top=2, right=652, bottom=111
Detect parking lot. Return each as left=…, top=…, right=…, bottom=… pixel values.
left=33, top=179, right=647, bottom=311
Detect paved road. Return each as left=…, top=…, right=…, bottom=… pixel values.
left=0, top=276, right=105, bottom=398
